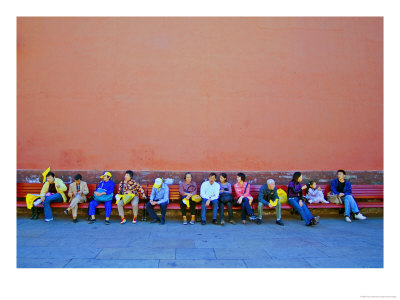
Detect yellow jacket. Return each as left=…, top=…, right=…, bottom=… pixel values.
left=40, top=178, right=68, bottom=202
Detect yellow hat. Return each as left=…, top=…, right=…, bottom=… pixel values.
left=100, top=171, right=112, bottom=179
left=153, top=178, right=163, bottom=189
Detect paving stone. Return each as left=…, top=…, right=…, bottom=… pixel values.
left=17, top=258, right=71, bottom=268
left=17, top=246, right=102, bottom=259
left=128, top=239, right=195, bottom=248
left=65, top=259, right=159, bottom=268
left=96, top=247, right=175, bottom=260
left=244, top=258, right=313, bottom=268
left=159, top=259, right=246, bottom=268
left=214, top=248, right=271, bottom=260
left=175, top=248, right=216, bottom=260
left=263, top=246, right=329, bottom=259
left=17, top=237, right=59, bottom=247
left=305, top=257, right=383, bottom=268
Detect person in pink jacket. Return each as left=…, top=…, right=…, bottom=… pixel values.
left=233, top=173, right=257, bottom=224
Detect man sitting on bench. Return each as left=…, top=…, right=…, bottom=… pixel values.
left=146, top=178, right=169, bottom=225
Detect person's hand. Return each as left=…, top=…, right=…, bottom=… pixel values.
left=248, top=196, right=253, bottom=205
left=299, top=200, right=303, bottom=207
left=237, top=197, right=243, bottom=205
left=317, top=187, right=322, bottom=191
left=206, top=200, right=211, bottom=206
left=152, top=200, right=158, bottom=206
left=187, top=193, right=192, bottom=198
left=301, top=185, right=307, bottom=190
left=339, top=193, right=345, bottom=197
left=268, top=203, right=273, bottom=208
left=94, top=192, right=100, bottom=197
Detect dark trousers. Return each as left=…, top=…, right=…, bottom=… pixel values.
left=180, top=198, right=197, bottom=216
left=234, top=197, right=254, bottom=220
left=219, top=201, right=233, bottom=221
left=146, top=201, right=167, bottom=221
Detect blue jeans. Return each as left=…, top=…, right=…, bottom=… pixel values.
left=234, top=197, right=254, bottom=220
left=88, top=200, right=112, bottom=218
left=288, top=197, right=314, bottom=225
left=201, top=198, right=218, bottom=221
left=43, top=193, right=63, bottom=219
left=342, top=195, right=360, bottom=217
left=146, top=201, right=167, bottom=221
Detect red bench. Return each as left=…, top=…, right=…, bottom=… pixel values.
left=17, top=182, right=383, bottom=220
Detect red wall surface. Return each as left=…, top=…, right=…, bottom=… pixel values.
left=17, top=17, right=383, bottom=171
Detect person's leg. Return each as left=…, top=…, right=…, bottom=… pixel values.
left=131, top=196, right=139, bottom=221
left=88, top=200, right=99, bottom=220
left=180, top=199, right=187, bottom=216
left=257, top=199, right=269, bottom=219
left=146, top=202, right=159, bottom=221
left=160, top=203, right=167, bottom=223
left=342, top=195, right=352, bottom=217
left=275, top=200, right=282, bottom=220
left=211, top=200, right=218, bottom=220
left=241, top=201, right=247, bottom=221
left=226, top=201, right=234, bottom=221
left=201, top=198, right=207, bottom=222
left=288, top=197, right=312, bottom=225
left=104, top=201, right=112, bottom=220
left=189, top=198, right=197, bottom=222
left=346, top=195, right=360, bottom=214
left=219, top=201, right=225, bottom=222
left=117, top=199, right=125, bottom=218
left=43, top=193, right=63, bottom=220
left=243, top=197, right=256, bottom=220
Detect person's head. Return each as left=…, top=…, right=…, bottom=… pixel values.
left=308, top=180, right=317, bottom=189
left=237, top=172, right=246, bottom=183
left=153, top=178, right=163, bottom=189
left=185, top=172, right=192, bottom=183
left=124, top=170, right=133, bottom=181
left=220, top=173, right=227, bottom=183
left=337, top=170, right=346, bottom=181
left=292, top=172, right=302, bottom=183
left=74, top=173, right=82, bottom=184
left=266, top=179, right=275, bottom=190
left=46, top=172, right=55, bottom=183
left=100, top=171, right=112, bottom=182
left=208, top=172, right=217, bottom=183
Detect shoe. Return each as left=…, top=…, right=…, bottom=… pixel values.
left=345, top=216, right=352, bottom=223
left=276, top=219, right=284, bottom=226
left=150, top=219, right=160, bottom=223
left=160, top=219, right=165, bottom=225
left=72, top=219, right=78, bottom=223
left=120, top=218, right=126, bottom=224
left=314, top=216, right=320, bottom=222
left=220, top=220, right=225, bottom=226
left=63, top=209, right=69, bottom=215
left=44, top=218, right=53, bottom=222
left=249, top=215, right=257, bottom=221
left=242, top=220, right=246, bottom=224
left=354, top=213, right=367, bottom=220
left=201, top=220, right=206, bottom=225
left=132, top=218, right=137, bottom=224
left=189, top=220, right=195, bottom=225
left=212, top=219, right=219, bottom=225
left=229, top=219, right=236, bottom=225
left=256, top=218, right=262, bottom=225
left=88, top=218, right=96, bottom=224
left=105, top=220, right=110, bottom=225
left=183, top=220, right=188, bottom=225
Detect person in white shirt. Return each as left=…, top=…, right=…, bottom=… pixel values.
left=200, top=173, right=220, bottom=225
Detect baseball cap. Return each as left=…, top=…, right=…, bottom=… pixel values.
left=100, top=171, right=112, bottom=179
left=153, top=178, right=163, bottom=189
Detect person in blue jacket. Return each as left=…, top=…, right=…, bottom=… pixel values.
left=88, top=171, right=115, bottom=225
left=330, top=169, right=367, bottom=223
left=146, top=178, right=169, bottom=225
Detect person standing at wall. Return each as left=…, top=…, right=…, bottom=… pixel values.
left=287, top=172, right=320, bottom=226
left=146, top=178, right=169, bottom=225
left=36, top=171, right=68, bottom=222
left=233, top=173, right=257, bottom=224
left=256, top=179, right=284, bottom=226
left=88, top=171, right=115, bottom=225
left=179, top=172, right=199, bottom=225
left=64, top=174, right=89, bottom=223
left=218, top=173, right=235, bottom=225
left=330, top=170, right=367, bottom=223
left=116, top=170, right=147, bottom=224
left=200, top=173, right=220, bottom=225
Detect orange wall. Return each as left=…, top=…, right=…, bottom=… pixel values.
left=17, top=17, right=383, bottom=171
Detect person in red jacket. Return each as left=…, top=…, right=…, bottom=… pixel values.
left=233, top=173, right=257, bottom=224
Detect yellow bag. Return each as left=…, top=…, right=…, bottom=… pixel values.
left=26, top=194, right=41, bottom=210
left=183, top=195, right=202, bottom=208
left=115, top=194, right=135, bottom=205
left=277, top=188, right=288, bottom=204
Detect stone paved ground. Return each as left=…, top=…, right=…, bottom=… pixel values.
left=17, top=214, right=383, bottom=268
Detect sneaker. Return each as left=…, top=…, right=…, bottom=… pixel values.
left=220, top=220, right=225, bottom=226
left=63, top=209, right=69, bottom=215
left=229, top=219, right=236, bottom=225
left=242, top=220, right=246, bottom=224
left=201, top=220, right=206, bottom=225
left=354, top=213, right=367, bottom=220
left=88, top=218, right=96, bottom=224
left=314, top=216, right=320, bottom=222
left=160, top=219, right=165, bottom=225
left=212, top=219, right=219, bottom=225
left=105, top=220, right=110, bottom=225
left=249, top=215, right=257, bottom=221
left=120, top=218, right=126, bottom=224
left=132, top=218, right=137, bottom=224
left=256, top=218, right=262, bottom=225
left=183, top=220, right=188, bottom=225
left=72, top=219, right=78, bottom=223
left=189, top=220, right=195, bottom=225
left=276, top=219, right=284, bottom=226
left=44, top=218, right=53, bottom=222
left=345, top=216, right=352, bottom=223
left=150, top=218, right=160, bottom=223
